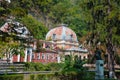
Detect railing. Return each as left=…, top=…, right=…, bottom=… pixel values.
left=0, top=71, right=59, bottom=74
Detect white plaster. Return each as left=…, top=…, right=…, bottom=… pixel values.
left=57, top=56, right=60, bottom=63
left=24, top=48, right=27, bottom=62
left=17, top=54, right=20, bottom=62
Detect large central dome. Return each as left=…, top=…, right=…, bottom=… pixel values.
left=46, top=24, right=78, bottom=42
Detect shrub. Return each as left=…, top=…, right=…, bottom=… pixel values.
left=30, top=73, right=60, bottom=80
left=30, top=75, right=35, bottom=80
left=46, top=63, right=63, bottom=71
left=34, top=63, right=45, bottom=71
left=24, top=62, right=45, bottom=71
left=0, top=74, right=24, bottom=80
left=24, top=62, right=62, bottom=71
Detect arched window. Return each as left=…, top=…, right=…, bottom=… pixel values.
left=83, top=56, right=86, bottom=59
left=74, top=55, right=78, bottom=61
left=65, top=55, right=71, bottom=61
left=70, top=34, right=73, bottom=41
left=52, top=34, right=56, bottom=40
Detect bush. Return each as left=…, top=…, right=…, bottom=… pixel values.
left=34, top=63, right=46, bottom=71
left=29, top=71, right=95, bottom=80
left=30, top=75, right=35, bottom=80
left=30, top=73, right=60, bottom=80
left=24, top=62, right=45, bottom=71
left=46, top=63, right=63, bottom=71
left=24, top=62, right=62, bottom=71
left=0, top=74, right=24, bottom=80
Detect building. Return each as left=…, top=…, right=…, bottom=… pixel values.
left=44, top=24, right=88, bottom=63
left=0, top=20, right=88, bottom=63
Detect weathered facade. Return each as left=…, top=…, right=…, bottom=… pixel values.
left=0, top=21, right=88, bottom=63
left=44, top=24, right=88, bottom=63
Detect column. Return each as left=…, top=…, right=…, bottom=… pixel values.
left=17, top=54, right=20, bottom=62
left=57, top=55, right=61, bottom=63
left=24, top=48, right=27, bottom=62
left=29, top=48, right=32, bottom=62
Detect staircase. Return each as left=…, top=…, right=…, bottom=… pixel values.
left=0, top=61, right=25, bottom=72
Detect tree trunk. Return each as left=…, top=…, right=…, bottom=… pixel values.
left=106, top=0, right=116, bottom=79
left=106, top=40, right=116, bottom=79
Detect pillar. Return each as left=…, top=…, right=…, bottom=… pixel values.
left=24, top=48, right=27, bottom=62
left=17, top=54, right=20, bottom=62
left=95, top=60, right=104, bottom=80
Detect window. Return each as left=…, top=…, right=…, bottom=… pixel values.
left=27, top=50, right=30, bottom=55
left=37, top=53, right=40, bottom=59
left=83, top=56, right=86, bottom=59
left=32, top=54, right=35, bottom=59
left=46, top=54, right=49, bottom=60
left=56, top=57, right=57, bottom=60
left=42, top=54, right=45, bottom=59
left=45, top=45, right=50, bottom=48
left=62, top=35, right=65, bottom=40
left=70, top=34, right=73, bottom=41
left=52, top=34, right=56, bottom=40
left=27, top=48, right=32, bottom=55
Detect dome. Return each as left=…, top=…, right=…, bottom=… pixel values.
left=46, top=24, right=78, bottom=42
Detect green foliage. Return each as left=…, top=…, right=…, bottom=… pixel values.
left=46, top=63, right=63, bottom=71
left=0, top=19, right=5, bottom=26
left=30, top=75, right=35, bottom=80
left=0, top=74, right=24, bottom=80
left=24, top=62, right=63, bottom=71
left=24, top=62, right=50, bottom=71
left=9, top=7, right=27, bottom=17
left=80, top=0, right=120, bottom=45
left=29, top=72, right=95, bottom=80
left=79, top=0, right=120, bottom=78
left=60, top=55, right=89, bottom=80
left=47, top=0, right=89, bottom=38
left=0, top=7, right=5, bottom=15
left=2, top=61, right=95, bottom=80
left=30, top=73, right=59, bottom=80
left=34, top=0, right=53, bottom=13
left=0, top=0, right=90, bottom=40
left=20, top=0, right=33, bottom=9
left=37, top=74, right=51, bottom=80
left=115, top=53, right=120, bottom=65
left=0, top=36, right=24, bottom=58
left=20, top=15, right=48, bottom=39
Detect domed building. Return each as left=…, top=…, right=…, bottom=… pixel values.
left=0, top=21, right=88, bottom=63
left=44, top=24, right=88, bottom=63
left=45, top=24, right=79, bottom=49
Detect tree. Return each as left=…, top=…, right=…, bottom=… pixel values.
left=0, top=36, right=24, bottom=63
left=61, top=55, right=88, bottom=80
left=0, top=19, right=30, bottom=62
left=20, top=15, right=48, bottom=39
left=79, top=0, right=120, bottom=79
left=1, top=0, right=89, bottom=39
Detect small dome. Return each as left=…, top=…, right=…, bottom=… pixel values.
left=46, top=24, right=78, bottom=42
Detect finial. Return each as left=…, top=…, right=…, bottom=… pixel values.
left=58, top=23, right=68, bottom=27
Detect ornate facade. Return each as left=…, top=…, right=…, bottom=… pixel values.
left=44, top=24, right=88, bottom=63
left=0, top=21, right=88, bottom=63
